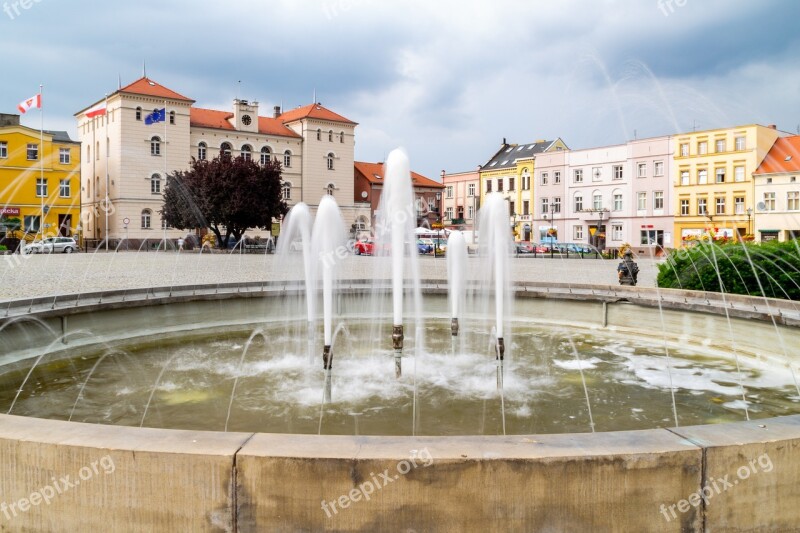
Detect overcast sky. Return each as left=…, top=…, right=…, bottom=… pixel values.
left=2, top=0, right=799, bottom=179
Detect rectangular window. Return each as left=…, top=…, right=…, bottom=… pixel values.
left=612, top=224, right=623, bottom=241
left=715, top=167, right=725, bottom=183
left=497, top=178, right=503, bottom=192
left=734, top=196, right=744, bottom=214
left=764, top=192, right=775, bottom=211
left=36, top=178, right=47, bottom=197
left=698, top=169, right=708, bottom=184
left=446, top=186, right=453, bottom=199
left=27, top=143, right=38, bottom=160
left=552, top=197, right=561, bottom=213
left=788, top=191, right=800, bottom=211
left=680, top=199, right=689, bottom=216
left=522, top=175, right=530, bottom=190
left=574, top=226, right=583, bottom=240
left=486, top=180, right=492, bottom=193
left=0, top=141, right=7, bottom=158
left=698, top=141, right=707, bottom=155
left=641, top=229, right=664, bottom=245
left=593, top=194, right=602, bottom=210
left=734, top=166, right=745, bottom=182
left=445, top=207, right=453, bottom=219
left=59, top=148, right=71, bottom=164
left=24, top=215, right=41, bottom=233
left=698, top=198, right=708, bottom=216
left=541, top=172, right=548, bottom=185
left=680, top=143, right=689, bottom=156
left=523, top=200, right=529, bottom=216
left=637, top=192, right=646, bottom=210
left=613, top=165, right=623, bottom=180
left=591, top=167, right=601, bottom=182
left=574, top=195, right=583, bottom=212
left=715, top=196, right=725, bottom=215
left=468, top=183, right=475, bottom=196
left=637, top=163, right=647, bottom=178
left=508, top=177, right=515, bottom=191
left=574, top=169, right=583, bottom=183
left=715, top=139, right=726, bottom=153
left=59, top=179, right=70, bottom=197
left=554, top=171, right=561, bottom=184
left=654, top=191, right=664, bottom=210
left=613, top=193, right=623, bottom=211
left=468, top=205, right=474, bottom=219
left=735, top=136, right=745, bottom=151
left=681, top=171, right=690, bottom=186
left=654, top=161, right=664, bottom=176
left=541, top=198, right=549, bottom=214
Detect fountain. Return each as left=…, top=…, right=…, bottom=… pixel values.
left=1, top=152, right=800, bottom=530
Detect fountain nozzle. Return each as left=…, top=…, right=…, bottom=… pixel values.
left=323, top=345, right=333, bottom=370
left=496, top=337, right=505, bottom=361
left=451, top=318, right=459, bottom=337
left=393, top=325, right=404, bottom=378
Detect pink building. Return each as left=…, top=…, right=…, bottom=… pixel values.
left=442, top=168, right=480, bottom=233
left=628, top=135, right=674, bottom=254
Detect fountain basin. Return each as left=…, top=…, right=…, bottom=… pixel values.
left=1, top=283, right=799, bottom=531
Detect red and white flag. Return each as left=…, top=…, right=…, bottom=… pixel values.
left=85, top=101, right=107, bottom=118
left=17, top=93, right=41, bottom=114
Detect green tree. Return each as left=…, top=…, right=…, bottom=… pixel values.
left=657, top=240, right=800, bottom=300
left=162, top=155, right=287, bottom=248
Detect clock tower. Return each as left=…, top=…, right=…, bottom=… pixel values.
left=233, top=99, right=259, bottom=133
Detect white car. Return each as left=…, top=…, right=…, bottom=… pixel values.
left=24, top=237, right=78, bottom=254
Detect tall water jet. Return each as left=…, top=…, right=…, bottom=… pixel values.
left=447, top=231, right=468, bottom=337
left=311, top=196, right=347, bottom=402
left=276, top=202, right=315, bottom=360
left=478, top=193, right=513, bottom=389
left=376, top=149, right=424, bottom=378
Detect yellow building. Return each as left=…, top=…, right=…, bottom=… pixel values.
left=0, top=113, right=81, bottom=247
left=479, top=139, right=567, bottom=240
left=673, top=124, right=780, bottom=245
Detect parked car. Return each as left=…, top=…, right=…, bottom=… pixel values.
left=416, top=239, right=433, bottom=254
left=418, top=238, right=446, bottom=256
left=515, top=241, right=535, bottom=254
left=354, top=239, right=376, bottom=255
left=24, top=237, right=78, bottom=254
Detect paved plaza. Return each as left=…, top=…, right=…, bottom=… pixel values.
left=0, top=251, right=663, bottom=300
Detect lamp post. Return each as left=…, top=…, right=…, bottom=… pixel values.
left=746, top=207, right=753, bottom=236
left=511, top=211, right=517, bottom=240
left=585, top=207, right=607, bottom=252
left=549, top=210, right=554, bottom=242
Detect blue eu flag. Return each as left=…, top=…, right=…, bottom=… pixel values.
left=145, top=108, right=166, bottom=125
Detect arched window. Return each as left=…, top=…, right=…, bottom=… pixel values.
left=316, top=129, right=321, bottom=141
left=260, top=146, right=271, bottom=165
left=169, top=110, right=175, bottom=125
left=86, top=144, right=91, bottom=160
left=241, top=144, right=252, bottom=161
left=282, top=181, right=292, bottom=200
left=151, top=173, right=161, bottom=194
left=593, top=192, right=603, bottom=210
left=96, top=141, right=100, bottom=160
left=141, top=209, right=152, bottom=229
left=328, top=130, right=333, bottom=142
left=135, top=107, right=142, bottom=121
left=355, top=215, right=368, bottom=231
left=326, top=152, right=335, bottom=170
left=283, top=150, right=292, bottom=168
left=198, top=142, right=207, bottom=160
left=326, top=182, right=335, bottom=196
left=221, top=142, right=232, bottom=157
left=150, top=136, right=161, bottom=156
left=340, top=131, right=345, bottom=143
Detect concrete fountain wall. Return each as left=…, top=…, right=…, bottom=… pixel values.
left=1, top=282, right=799, bottom=532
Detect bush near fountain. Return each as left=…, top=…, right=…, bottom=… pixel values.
left=658, top=239, right=800, bottom=300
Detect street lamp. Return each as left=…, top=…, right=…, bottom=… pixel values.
left=511, top=211, right=517, bottom=240
left=746, top=207, right=753, bottom=235
left=585, top=207, right=607, bottom=252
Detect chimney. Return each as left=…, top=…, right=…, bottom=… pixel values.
left=273, top=105, right=281, bottom=118
left=768, top=124, right=777, bottom=130
left=0, top=114, right=20, bottom=127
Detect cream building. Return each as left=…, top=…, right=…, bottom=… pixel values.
left=753, top=135, right=800, bottom=242
left=75, top=77, right=368, bottom=245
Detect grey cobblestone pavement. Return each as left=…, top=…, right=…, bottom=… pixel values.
left=0, top=251, right=663, bottom=300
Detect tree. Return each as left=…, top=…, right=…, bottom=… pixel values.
left=162, top=155, right=288, bottom=248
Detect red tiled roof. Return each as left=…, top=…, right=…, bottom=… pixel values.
left=190, top=108, right=301, bottom=138
left=754, top=136, right=800, bottom=174
left=355, top=161, right=443, bottom=188
left=279, top=103, right=357, bottom=125
left=118, top=77, right=194, bottom=102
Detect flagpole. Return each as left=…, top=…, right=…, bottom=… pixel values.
left=163, top=99, right=167, bottom=249
left=91, top=110, right=96, bottom=244
left=39, top=84, right=44, bottom=243
left=104, top=93, right=109, bottom=251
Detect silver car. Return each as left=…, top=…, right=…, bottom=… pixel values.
left=24, top=237, right=78, bottom=254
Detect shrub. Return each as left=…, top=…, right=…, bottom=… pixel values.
left=657, top=239, right=800, bottom=300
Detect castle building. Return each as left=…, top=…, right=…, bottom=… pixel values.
left=75, top=77, right=369, bottom=244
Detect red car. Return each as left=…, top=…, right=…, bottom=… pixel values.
left=354, top=240, right=376, bottom=255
